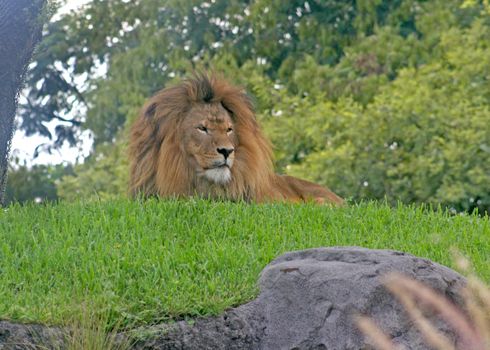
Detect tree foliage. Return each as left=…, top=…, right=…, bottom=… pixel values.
left=5, top=158, right=72, bottom=205
left=13, top=0, right=490, bottom=213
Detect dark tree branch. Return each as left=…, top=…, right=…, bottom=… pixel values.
left=54, top=115, right=83, bottom=126
left=24, top=96, right=82, bottom=126
left=54, top=68, right=88, bottom=106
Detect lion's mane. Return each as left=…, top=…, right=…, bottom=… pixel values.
left=129, top=74, right=277, bottom=201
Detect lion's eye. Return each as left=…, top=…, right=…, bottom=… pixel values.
left=197, top=126, right=208, bottom=133
left=227, top=128, right=233, bottom=133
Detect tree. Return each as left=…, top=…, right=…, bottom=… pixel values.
left=0, top=0, right=47, bottom=205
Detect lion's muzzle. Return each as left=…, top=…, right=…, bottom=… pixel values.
left=204, top=165, right=232, bottom=184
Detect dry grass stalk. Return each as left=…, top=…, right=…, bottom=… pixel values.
left=357, top=273, right=490, bottom=350
left=63, top=304, right=131, bottom=350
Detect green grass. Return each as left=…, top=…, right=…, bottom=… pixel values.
left=0, top=199, right=489, bottom=328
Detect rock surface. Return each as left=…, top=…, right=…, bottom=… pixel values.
left=0, top=247, right=466, bottom=349
left=0, top=321, right=64, bottom=349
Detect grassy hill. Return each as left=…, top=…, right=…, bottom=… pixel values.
left=0, top=199, right=488, bottom=328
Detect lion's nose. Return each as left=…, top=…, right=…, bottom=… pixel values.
left=217, top=147, right=234, bottom=159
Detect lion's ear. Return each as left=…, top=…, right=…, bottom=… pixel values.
left=221, top=102, right=234, bottom=117
left=144, top=102, right=157, bottom=119
left=221, top=92, right=256, bottom=123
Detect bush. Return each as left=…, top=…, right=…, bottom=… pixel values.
left=288, top=21, right=490, bottom=214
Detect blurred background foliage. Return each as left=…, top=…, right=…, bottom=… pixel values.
left=6, top=0, right=490, bottom=214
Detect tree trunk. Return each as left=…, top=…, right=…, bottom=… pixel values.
left=0, top=0, right=46, bottom=205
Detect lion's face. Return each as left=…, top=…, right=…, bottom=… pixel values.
left=181, top=103, right=237, bottom=185
left=129, top=74, right=276, bottom=200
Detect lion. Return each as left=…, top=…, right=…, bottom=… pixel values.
left=128, top=73, right=343, bottom=204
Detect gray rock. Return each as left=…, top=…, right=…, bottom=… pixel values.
left=255, top=247, right=465, bottom=350
left=0, top=247, right=466, bottom=349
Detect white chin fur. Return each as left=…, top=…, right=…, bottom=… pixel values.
left=204, top=167, right=231, bottom=184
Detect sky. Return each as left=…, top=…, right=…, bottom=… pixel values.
left=11, top=0, right=93, bottom=165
